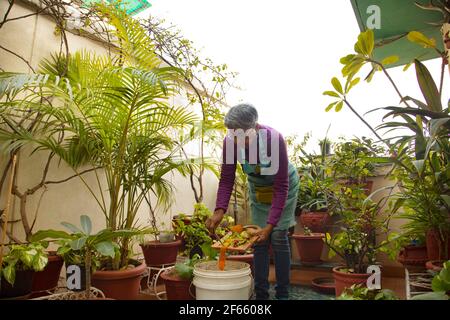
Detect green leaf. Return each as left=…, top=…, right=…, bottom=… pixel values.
left=331, top=77, right=343, bottom=95
left=80, top=215, right=92, bottom=235
left=70, top=236, right=88, bottom=250
left=381, top=55, right=399, bottom=66
left=340, top=54, right=356, bottom=65
left=335, top=101, right=344, bottom=112
left=403, top=62, right=413, bottom=71
left=414, top=59, right=442, bottom=112
left=323, top=91, right=340, bottom=98
left=95, top=241, right=116, bottom=258
left=441, top=195, right=450, bottom=207
left=345, top=77, right=360, bottom=93
left=30, top=230, right=73, bottom=242
left=2, top=264, right=16, bottom=285
left=175, top=262, right=194, bottom=280
left=412, top=159, right=425, bottom=175
left=33, top=254, right=48, bottom=271
left=61, top=222, right=84, bottom=235
left=411, top=292, right=449, bottom=300
left=407, top=31, right=436, bottom=49
left=355, top=29, right=374, bottom=56
left=325, top=101, right=338, bottom=112
left=430, top=118, right=450, bottom=136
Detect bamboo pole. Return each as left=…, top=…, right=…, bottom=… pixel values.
left=0, top=155, right=18, bottom=274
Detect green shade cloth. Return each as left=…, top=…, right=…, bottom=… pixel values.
left=351, top=0, right=445, bottom=68
left=83, top=0, right=151, bottom=15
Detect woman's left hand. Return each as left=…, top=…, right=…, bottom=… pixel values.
left=256, top=224, right=274, bottom=243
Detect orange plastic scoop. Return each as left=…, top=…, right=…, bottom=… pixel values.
left=218, top=246, right=227, bottom=271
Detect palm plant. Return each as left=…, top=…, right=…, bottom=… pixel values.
left=0, top=4, right=198, bottom=269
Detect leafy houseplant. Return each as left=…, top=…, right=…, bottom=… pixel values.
left=172, top=203, right=216, bottom=258
left=325, top=177, right=392, bottom=296
left=160, top=244, right=218, bottom=300
left=31, top=215, right=143, bottom=299
left=294, top=134, right=333, bottom=232
left=381, top=233, right=428, bottom=271
left=337, top=284, right=398, bottom=300
left=161, top=255, right=202, bottom=300
left=0, top=242, right=48, bottom=298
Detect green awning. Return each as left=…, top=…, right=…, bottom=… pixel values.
left=83, top=0, right=151, bottom=15
left=351, top=0, right=445, bottom=68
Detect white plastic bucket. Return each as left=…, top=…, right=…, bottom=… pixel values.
left=193, top=261, right=253, bottom=300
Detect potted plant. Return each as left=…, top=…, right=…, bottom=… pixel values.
left=161, top=255, right=200, bottom=300
left=31, top=215, right=144, bottom=299
left=172, top=203, right=216, bottom=258
left=0, top=242, right=48, bottom=299
left=291, top=227, right=325, bottom=266
left=30, top=250, right=64, bottom=298
left=139, top=222, right=181, bottom=267
left=296, top=141, right=333, bottom=233
left=337, top=284, right=398, bottom=300
left=325, top=177, right=392, bottom=296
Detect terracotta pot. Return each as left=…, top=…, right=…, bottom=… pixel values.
left=426, top=229, right=450, bottom=261
left=30, top=252, right=64, bottom=298
left=311, top=277, right=336, bottom=295
left=332, top=266, right=370, bottom=297
left=426, top=260, right=444, bottom=272
left=226, top=254, right=254, bottom=276
left=91, top=261, right=146, bottom=300
left=140, top=240, right=181, bottom=266
left=300, top=212, right=330, bottom=233
left=0, top=270, right=34, bottom=299
left=292, top=233, right=324, bottom=266
left=397, top=245, right=428, bottom=270
left=160, top=270, right=194, bottom=300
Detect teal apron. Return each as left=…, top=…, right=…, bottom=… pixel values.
left=240, top=134, right=299, bottom=231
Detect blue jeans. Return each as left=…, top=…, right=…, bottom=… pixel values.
left=253, top=229, right=291, bottom=300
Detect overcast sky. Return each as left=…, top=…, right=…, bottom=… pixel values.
left=139, top=0, right=449, bottom=152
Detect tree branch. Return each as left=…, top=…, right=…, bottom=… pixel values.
left=0, top=0, right=15, bottom=29
left=0, top=44, right=35, bottom=72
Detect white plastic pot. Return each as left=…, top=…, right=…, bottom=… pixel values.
left=193, top=261, right=253, bottom=300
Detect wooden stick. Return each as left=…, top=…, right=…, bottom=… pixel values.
left=0, top=154, right=18, bottom=269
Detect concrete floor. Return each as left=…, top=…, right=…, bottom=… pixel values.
left=138, top=265, right=406, bottom=300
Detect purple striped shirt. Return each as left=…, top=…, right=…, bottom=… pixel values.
left=215, top=125, right=289, bottom=227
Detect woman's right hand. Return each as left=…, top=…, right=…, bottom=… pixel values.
left=206, top=209, right=225, bottom=232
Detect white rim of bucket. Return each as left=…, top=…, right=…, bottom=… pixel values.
left=193, top=261, right=251, bottom=279
left=193, top=277, right=252, bottom=291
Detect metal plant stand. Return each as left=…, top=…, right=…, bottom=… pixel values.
left=140, top=264, right=175, bottom=300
